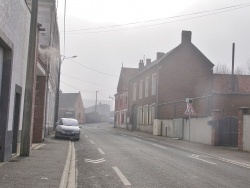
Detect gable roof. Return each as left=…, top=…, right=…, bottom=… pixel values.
left=130, top=31, right=214, bottom=80
left=117, top=67, right=138, bottom=92
left=59, top=92, right=79, bottom=109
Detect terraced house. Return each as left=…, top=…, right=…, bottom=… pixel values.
left=116, top=30, right=250, bottom=151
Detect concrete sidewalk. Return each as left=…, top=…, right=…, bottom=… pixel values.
left=0, top=135, right=69, bottom=188
left=113, top=127, right=250, bottom=166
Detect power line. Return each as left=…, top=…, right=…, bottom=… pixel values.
left=66, top=3, right=250, bottom=33
left=66, top=4, right=250, bottom=35
left=70, top=59, right=119, bottom=77
left=60, top=81, right=95, bottom=93
left=61, top=81, right=114, bottom=99
left=63, top=0, right=66, bottom=55
left=61, top=73, right=116, bottom=90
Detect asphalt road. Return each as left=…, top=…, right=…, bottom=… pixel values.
left=74, top=124, right=250, bottom=188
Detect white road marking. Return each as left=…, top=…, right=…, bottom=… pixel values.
left=121, top=134, right=127, bottom=137
left=59, top=141, right=71, bottom=188
left=84, top=158, right=105, bottom=163
left=189, top=154, right=216, bottom=165
left=98, top=148, right=105, bottom=154
left=209, top=157, right=250, bottom=169
left=132, top=138, right=142, bottom=142
left=67, top=142, right=76, bottom=188
left=113, top=167, right=131, bottom=186
left=90, top=140, right=95, bottom=144
left=85, top=135, right=88, bottom=138
left=152, top=143, right=168, bottom=150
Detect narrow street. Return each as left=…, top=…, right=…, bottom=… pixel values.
left=75, top=124, right=250, bottom=188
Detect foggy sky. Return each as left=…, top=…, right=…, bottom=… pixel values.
left=56, top=0, right=250, bottom=104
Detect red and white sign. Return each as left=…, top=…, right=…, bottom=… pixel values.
left=184, top=103, right=196, bottom=116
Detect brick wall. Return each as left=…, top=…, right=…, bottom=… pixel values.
left=33, top=76, right=46, bottom=143
left=128, top=41, right=214, bottom=121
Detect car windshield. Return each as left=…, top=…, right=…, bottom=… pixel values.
left=61, top=119, right=79, bottom=126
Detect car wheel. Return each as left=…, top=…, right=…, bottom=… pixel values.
left=75, top=138, right=80, bottom=141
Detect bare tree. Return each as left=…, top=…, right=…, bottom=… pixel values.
left=247, top=59, right=250, bottom=75
left=234, top=66, right=245, bottom=75
left=213, top=63, right=230, bottom=74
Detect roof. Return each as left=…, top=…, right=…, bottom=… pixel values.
left=129, top=30, right=214, bottom=80
left=117, top=67, right=138, bottom=92
left=131, top=42, right=214, bottom=80
left=59, top=93, right=79, bottom=109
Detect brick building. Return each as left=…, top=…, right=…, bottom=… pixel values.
left=116, top=30, right=250, bottom=148
left=28, top=0, right=61, bottom=142
left=59, top=92, right=85, bottom=124
left=115, top=67, right=138, bottom=128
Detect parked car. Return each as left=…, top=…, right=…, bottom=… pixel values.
left=55, top=118, right=80, bottom=141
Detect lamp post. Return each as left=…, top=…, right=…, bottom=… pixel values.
left=54, top=55, right=77, bottom=127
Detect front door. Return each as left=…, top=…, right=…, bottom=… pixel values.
left=12, top=91, right=21, bottom=153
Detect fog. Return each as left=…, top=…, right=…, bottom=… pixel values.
left=56, top=0, right=250, bottom=104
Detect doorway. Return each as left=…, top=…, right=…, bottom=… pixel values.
left=12, top=86, right=22, bottom=154
left=218, top=116, right=238, bottom=147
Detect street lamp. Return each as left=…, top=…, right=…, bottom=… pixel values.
left=54, top=55, right=77, bottom=127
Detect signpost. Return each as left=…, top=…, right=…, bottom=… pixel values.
left=184, top=98, right=196, bottom=141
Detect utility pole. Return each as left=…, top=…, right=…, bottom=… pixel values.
left=54, top=56, right=76, bottom=127
left=20, top=0, right=38, bottom=156
left=54, top=58, right=62, bottom=128
left=95, top=91, right=99, bottom=112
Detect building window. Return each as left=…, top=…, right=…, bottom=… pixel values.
left=133, top=83, right=137, bottom=101
left=139, top=80, right=143, bottom=99
left=137, top=106, right=143, bottom=124
left=149, top=104, right=155, bottom=124
left=143, top=105, right=149, bottom=125
left=120, top=94, right=122, bottom=106
left=145, top=77, right=149, bottom=97
left=152, top=73, right=157, bottom=95
left=121, top=110, right=127, bottom=124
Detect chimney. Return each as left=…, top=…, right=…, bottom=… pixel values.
left=181, top=30, right=192, bottom=44
left=146, top=59, right=151, bottom=65
left=139, top=59, right=144, bottom=70
left=156, top=52, right=165, bottom=59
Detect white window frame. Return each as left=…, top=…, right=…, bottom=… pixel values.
left=151, top=73, right=157, bottom=96
left=145, top=77, right=149, bottom=98
left=149, top=104, right=156, bottom=124
left=137, top=106, right=143, bottom=124
left=139, top=80, right=143, bottom=99
left=143, top=105, right=149, bottom=125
